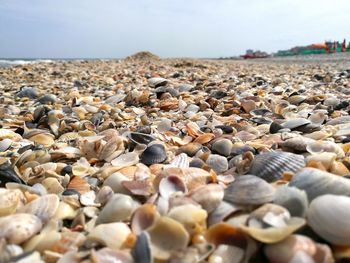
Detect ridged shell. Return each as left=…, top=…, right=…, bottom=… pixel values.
left=307, top=194, right=350, bottom=245
left=249, top=151, right=305, bottom=182
left=189, top=184, right=224, bottom=213
left=224, top=175, right=275, bottom=206
left=289, top=168, right=350, bottom=201
left=140, top=144, right=167, bottom=165
left=206, top=154, right=228, bottom=174
left=132, top=232, right=152, bottom=263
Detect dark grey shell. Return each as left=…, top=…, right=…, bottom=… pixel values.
left=36, top=94, right=57, bottom=105
left=289, top=167, right=350, bottom=201
left=128, top=132, right=155, bottom=146
left=224, top=175, right=275, bottom=206
left=249, top=151, right=305, bottom=182
left=140, top=144, right=167, bottom=165
left=16, top=87, right=38, bottom=99
left=273, top=185, right=308, bottom=217
left=132, top=232, right=152, bottom=263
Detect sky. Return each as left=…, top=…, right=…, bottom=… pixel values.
left=0, top=0, right=350, bottom=58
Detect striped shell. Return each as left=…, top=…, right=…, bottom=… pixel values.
left=289, top=167, right=350, bottom=201
left=140, top=144, right=167, bottom=165
left=249, top=151, right=305, bottom=182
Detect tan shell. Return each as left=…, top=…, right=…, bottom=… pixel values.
left=0, top=213, right=42, bottom=244
left=18, top=194, right=60, bottom=223
left=131, top=203, right=160, bottom=235
left=0, top=189, right=23, bottom=216
left=96, top=194, right=139, bottom=224
left=147, top=216, right=189, bottom=260
left=88, top=222, right=131, bottom=250
left=189, top=184, right=224, bottom=213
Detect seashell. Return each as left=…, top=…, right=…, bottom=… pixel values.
left=224, top=175, right=275, bottom=206
left=169, top=153, right=190, bottom=168
left=0, top=213, right=42, bottom=244
left=306, top=140, right=344, bottom=158
left=16, top=86, right=39, bottom=99
left=37, top=94, right=57, bottom=104
left=156, top=118, right=172, bottom=133
left=193, top=133, right=215, bottom=144
left=96, top=194, right=139, bottom=224
left=288, top=95, right=307, bottom=105
left=41, top=177, right=64, bottom=195
left=250, top=108, right=271, bottom=117
left=206, top=154, right=228, bottom=174
left=289, top=167, right=350, bottom=201
left=147, top=216, right=189, bottom=260
left=249, top=151, right=305, bottom=182
left=122, top=179, right=153, bottom=196
left=273, top=185, right=308, bottom=218
left=240, top=204, right=306, bottom=243
left=205, top=223, right=247, bottom=247
left=111, top=152, right=139, bottom=168
left=131, top=203, right=160, bottom=235
left=279, top=136, right=315, bottom=152
left=159, top=175, right=187, bottom=199
left=327, top=116, right=350, bottom=125
left=95, top=186, right=114, bottom=206
left=305, top=152, right=337, bottom=170
left=18, top=194, right=59, bottom=223
left=330, top=161, right=350, bottom=176
left=168, top=204, right=207, bottom=235
left=309, top=112, right=326, bottom=126
left=188, top=184, right=224, bottom=213
left=264, top=234, right=327, bottom=263
left=211, top=138, right=233, bottom=157
left=0, top=189, right=23, bottom=216
left=148, top=77, right=168, bottom=88
left=0, top=138, right=13, bottom=152
left=54, top=200, right=78, bottom=220
left=91, top=248, right=134, bottom=263
left=178, top=142, right=203, bottom=157
left=67, top=176, right=91, bottom=195
left=23, top=219, right=61, bottom=253
left=208, top=201, right=242, bottom=226
left=241, top=99, right=256, bottom=113
left=208, top=244, right=245, bottom=263
left=140, top=144, right=167, bottom=165
left=307, top=195, right=350, bottom=246
left=102, top=172, right=130, bottom=194
left=128, top=132, right=155, bottom=146
left=281, top=118, right=311, bottom=130
left=88, top=222, right=132, bottom=249
left=132, top=232, right=152, bottom=263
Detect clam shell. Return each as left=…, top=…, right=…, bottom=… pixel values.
left=188, top=184, right=224, bottom=213
left=131, top=204, right=159, bottom=235
left=102, top=172, right=130, bottom=194
left=307, top=194, right=350, bottom=245
left=140, top=144, right=167, bottom=165
left=132, top=232, right=152, bottom=263
left=211, top=139, right=233, bottom=157
left=159, top=175, right=187, bottom=199
left=147, top=216, right=189, bottom=260
left=148, top=77, right=168, bottom=88
left=282, top=118, right=311, bottom=130
left=96, top=194, right=139, bottom=224
left=18, top=194, right=59, bottom=223
left=88, top=222, right=131, bottom=249
left=111, top=152, right=139, bottom=168
left=224, top=175, right=275, bottom=206
left=289, top=167, right=350, bottom=201
left=0, top=189, right=23, bottom=216
left=178, top=142, right=202, bottom=157
left=249, top=151, right=305, bottom=182
left=273, top=186, right=308, bottom=218
left=206, top=154, right=228, bottom=174
left=92, top=248, right=134, bottom=263
left=128, top=132, right=155, bottom=146
left=0, top=213, right=42, bottom=244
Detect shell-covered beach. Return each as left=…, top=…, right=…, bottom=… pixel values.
left=1, top=52, right=350, bottom=262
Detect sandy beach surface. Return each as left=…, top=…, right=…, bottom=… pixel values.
left=0, top=53, right=350, bottom=262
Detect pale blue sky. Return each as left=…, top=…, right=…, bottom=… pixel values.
left=0, top=0, right=349, bottom=58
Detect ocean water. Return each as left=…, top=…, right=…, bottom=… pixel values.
left=0, top=58, right=117, bottom=68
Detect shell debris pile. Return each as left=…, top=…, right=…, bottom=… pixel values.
left=1, top=56, right=350, bottom=262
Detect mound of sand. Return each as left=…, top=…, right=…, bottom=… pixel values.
left=125, top=51, right=161, bottom=62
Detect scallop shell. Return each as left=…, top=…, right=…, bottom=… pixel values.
left=307, top=194, right=350, bottom=246
left=249, top=151, right=305, bottom=182
left=0, top=213, right=42, bottom=244
left=18, top=194, right=59, bottom=223
left=147, top=216, right=189, bottom=260
left=224, top=175, right=275, bottom=206
left=140, top=144, right=167, bottom=165
left=169, top=153, right=190, bottom=168
left=289, top=167, right=350, bottom=201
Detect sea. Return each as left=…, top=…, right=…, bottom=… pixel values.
left=0, top=58, right=118, bottom=68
